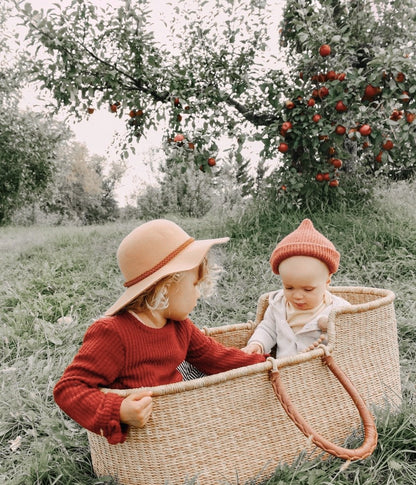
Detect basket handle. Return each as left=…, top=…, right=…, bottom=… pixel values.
left=269, top=353, right=378, bottom=461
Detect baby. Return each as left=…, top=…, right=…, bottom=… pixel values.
left=242, top=219, right=350, bottom=358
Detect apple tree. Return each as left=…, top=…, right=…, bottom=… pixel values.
left=13, top=0, right=416, bottom=206
left=272, top=0, right=416, bottom=204
left=0, top=2, right=69, bottom=224
left=13, top=0, right=281, bottom=191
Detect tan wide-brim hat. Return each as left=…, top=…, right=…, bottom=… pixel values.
left=105, top=219, right=229, bottom=315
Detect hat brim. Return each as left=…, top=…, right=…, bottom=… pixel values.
left=105, top=236, right=229, bottom=316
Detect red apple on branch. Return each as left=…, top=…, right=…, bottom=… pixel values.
left=278, top=142, right=289, bottom=153
left=319, top=44, right=331, bottom=57
left=281, top=121, right=293, bottom=132
left=319, top=86, right=329, bottom=98
left=335, top=125, right=346, bottom=135
left=330, top=158, right=343, bottom=169
left=406, top=112, right=415, bottom=123
left=326, top=70, right=337, bottom=81
left=363, top=85, right=380, bottom=99
left=382, top=140, right=394, bottom=150
left=335, top=100, right=348, bottom=112
left=359, top=124, right=372, bottom=136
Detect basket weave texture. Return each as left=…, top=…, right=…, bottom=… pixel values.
left=87, top=286, right=402, bottom=485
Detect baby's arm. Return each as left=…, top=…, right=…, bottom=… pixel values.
left=120, top=391, right=153, bottom=428
left=243, top=302, right=278, bottom=354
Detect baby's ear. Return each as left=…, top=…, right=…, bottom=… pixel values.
left=326, top=273, right=332, bottom=286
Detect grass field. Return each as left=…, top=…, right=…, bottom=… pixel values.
left=1, top=181, right=416, bottom=484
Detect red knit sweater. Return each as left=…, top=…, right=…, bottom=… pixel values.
left=53, top=312, right=266, bottom=444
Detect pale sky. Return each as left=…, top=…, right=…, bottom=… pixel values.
left=16, top=0, right=285, bottom=205
left=18, top=0, right=172, bottom=206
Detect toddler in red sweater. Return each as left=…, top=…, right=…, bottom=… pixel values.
left=53, top=219, right=266, bottom=444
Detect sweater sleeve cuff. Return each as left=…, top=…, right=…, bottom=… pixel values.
left=105, top=419, right=129, bottom=444
left=100, top=393, right=129, bottom=445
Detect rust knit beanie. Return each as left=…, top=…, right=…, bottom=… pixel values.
left=269, top=219, right=340, bottom=275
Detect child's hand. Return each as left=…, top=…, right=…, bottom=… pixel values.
left=241, top=342, right=263, bottom=354
left=120, top=390, right=153, bottom=428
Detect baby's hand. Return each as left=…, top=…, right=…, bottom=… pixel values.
left=241, top=342, right=263, bottom=354
left=120, top=390, right=153, bottom=428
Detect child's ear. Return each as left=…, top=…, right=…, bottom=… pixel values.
left=326, top=274, right=332, bottom=286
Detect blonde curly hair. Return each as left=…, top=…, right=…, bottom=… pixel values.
left=123, top=256, right=221, bottom=313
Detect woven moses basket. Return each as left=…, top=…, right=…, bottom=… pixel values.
left=87, top=286, right=402, bottom=485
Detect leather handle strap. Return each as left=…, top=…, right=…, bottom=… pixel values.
left=269, top=354, right=378, bottom=461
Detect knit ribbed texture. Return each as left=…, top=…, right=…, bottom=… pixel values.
left=269, top=219, right=340, bottom=275
left=53, top=312, right=266, bottom=444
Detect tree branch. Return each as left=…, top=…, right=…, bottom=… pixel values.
left=225, top=95, right=278, bottom=126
